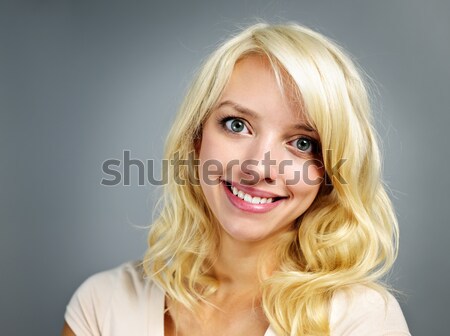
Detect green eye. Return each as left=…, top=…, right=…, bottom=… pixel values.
left=225, top=118, right=247, bottom=133
left=296, top=138, right=311, bottom=151
left=291, top=137, right=320, bottom=154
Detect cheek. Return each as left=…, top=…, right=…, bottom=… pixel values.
left=283, top=159, right=324, bottom=188
left=198, top=135, right=230, bottom=184
left=198, top=124, right=220, bottom=162
left=304, top=162, right=325, bottom=187
left=198, top=128, right=238, bottom=175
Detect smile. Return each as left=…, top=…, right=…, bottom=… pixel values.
left=222, top=180, right=286, bottom=213
left=230, top=185, right=274, bottom=204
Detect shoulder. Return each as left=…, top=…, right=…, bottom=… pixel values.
left=330, top=285, right=411, bottom=336
left=64, top=261, right=164, bottom=335
left=70, top=260, right=149, bottom=309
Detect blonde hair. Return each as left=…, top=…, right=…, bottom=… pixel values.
left=143, top=22, right=399, bottom=335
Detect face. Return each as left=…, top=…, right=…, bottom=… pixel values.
left=198, top=54, right=324, bottom=244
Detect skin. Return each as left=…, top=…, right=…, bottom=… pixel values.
left=198, top=56, right=323, bottom=245
left=61, top=322, right=75, bottom=335
left=165, top=54, right=324, bottom=335
left=61, top=54, right=324, bottom=336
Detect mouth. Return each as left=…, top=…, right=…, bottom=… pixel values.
left=222, top=180, right=287, bottom=213
left=223, top=181, right=285, bottom=204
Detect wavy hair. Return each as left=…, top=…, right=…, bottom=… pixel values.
left=143, top=22, right=399, bottom=335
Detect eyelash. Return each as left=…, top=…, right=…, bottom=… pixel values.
left=288, top=137, right=321, bottom=155
left=218, top=115, right=251, bottom=134
left=217, top=115, right=321, bottom=155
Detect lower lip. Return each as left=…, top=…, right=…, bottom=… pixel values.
left=222, top=181, right=283, bottom=213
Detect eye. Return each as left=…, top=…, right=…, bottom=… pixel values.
left=290, top=137, right=320, bottom=154
left=224, top=118, right=249, bottom=134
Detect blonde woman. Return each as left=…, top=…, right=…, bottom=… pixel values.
left=62, top=22, right=411, bottom=335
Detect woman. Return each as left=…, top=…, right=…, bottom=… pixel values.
left=63, top=22, right=411, bottom=335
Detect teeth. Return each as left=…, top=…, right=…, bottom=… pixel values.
left=232, top=186, right=238, bottom=195
left=228, top=184, right=276, bottom=204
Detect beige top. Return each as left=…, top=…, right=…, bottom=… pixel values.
left=65, top=261, right=411, bottom=335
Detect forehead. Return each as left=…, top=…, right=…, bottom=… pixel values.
left=217, top=54, right=310, bottom=126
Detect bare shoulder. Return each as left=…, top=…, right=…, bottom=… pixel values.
left=330, top=285, right=410, bottom=335
left=61, top=321, right=75, bottom=336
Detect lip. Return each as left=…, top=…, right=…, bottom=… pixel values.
left=222, top=180, right=284, bottom=213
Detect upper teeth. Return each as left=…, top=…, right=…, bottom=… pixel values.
left=231, top=186, right=273, bottom=204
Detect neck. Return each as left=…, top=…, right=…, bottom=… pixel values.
left=210, top=230, right=277, bottom=293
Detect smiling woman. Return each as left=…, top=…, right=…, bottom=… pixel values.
left=62, top=22, right=411, bottom=336
left=198, top=55, right=324, bottom=243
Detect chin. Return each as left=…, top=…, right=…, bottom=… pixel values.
left=218, top=219, right=289, bottom=244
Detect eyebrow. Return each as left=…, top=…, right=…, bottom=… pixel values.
left=216, top=100, right=318, bottom=134
left=217, top=100, right=258, bottom=119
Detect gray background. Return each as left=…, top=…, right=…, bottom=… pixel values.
left=1, top=0, right=449, bottom=335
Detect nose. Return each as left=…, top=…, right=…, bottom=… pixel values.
left=240, top=138, right=281, bottom=185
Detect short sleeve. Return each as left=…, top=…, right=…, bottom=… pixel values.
left=330, top=285, right=411, bottom=336
left=64, top=268, right=118, bottom=335
left=64, top=261, right=164, bottom=336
